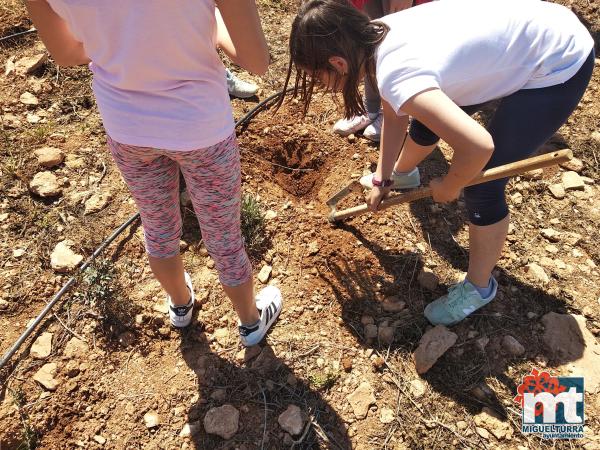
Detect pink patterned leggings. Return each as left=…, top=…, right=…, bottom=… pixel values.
left=107, top=133, right=252, bottom=287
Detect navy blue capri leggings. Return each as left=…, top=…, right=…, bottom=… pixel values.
left=409, top=49, right=595, bottom=226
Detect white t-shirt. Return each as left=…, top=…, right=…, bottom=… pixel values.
left=376, top=0, right=594, bottom=116
left=47, top=0, right=234, bottom=150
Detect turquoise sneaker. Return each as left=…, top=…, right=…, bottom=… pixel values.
left=360, top=167, right=420, bottom=190
left=424, top=277, right=498, bottom=326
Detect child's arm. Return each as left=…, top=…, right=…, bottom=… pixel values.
left=403, top=88, right=494, bottom=203
left=215, top=0, right=270, bottom=75
left=25, top=0, right=90, bottom=67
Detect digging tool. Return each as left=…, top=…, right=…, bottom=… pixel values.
left=327, top=148, right=573, bottom=223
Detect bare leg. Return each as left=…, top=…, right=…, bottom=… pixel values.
left=148, top=254, right=189, bottom=306
left=393, top=135, right=436, bottom=173
left=466, top=215, right=510, bottom=287
left=222, top=278, right=260, bottom=325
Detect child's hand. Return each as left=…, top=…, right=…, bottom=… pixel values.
left=430, top=177, right=462, bottom=203
left=367, top=186, right=392, bottom=211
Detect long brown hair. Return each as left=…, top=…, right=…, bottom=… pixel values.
left=278, top=0, right=389, bottom=118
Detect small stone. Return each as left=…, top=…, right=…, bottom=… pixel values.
left=30, top=332, right=53, bottom=359
left=84, top=193, right=111, bottom=215
left=417, top=268, right=439, bottom=291
left=346, top=382, right=376, bottom=419
left=93, top=435, right=106, bottom=445
left=541, top=228, right=560, bottom=242
left=210, top=389, right=227, bottom=402
left=29, top=171, right=62, bottom=197
left=562, top=171, right=585, bottom=191
left=1, top=113, right=21, bottom=128
left=560, top=157, right=583, bottom=173
left=34, top=147, right=64, bottom=168
left=179, top=240, right=189, bottom=251
left=203, top=405, right=239, bottom=439
left=26, top=113, right=41, bottom=124
left=409, top=379, right=426, bottom=398
left=548, top=183, right=565, bottom=199
left=414, top=325, right=458, bottom=374
left=348, top=134, right=356, bottom=143
left=235, top=345, right=261, bottom=364
left=342, top=357, right=353, bottom=372
left=50, top=240, right=83, bottom=273
left=0, top=299, right=9, bottom=311
left=143, top=411, right=161, bottom=428
left=526, top=263, right=549, bottom=285
left=63, top=337, right=89, bottom=359
left=379, top=407, right=395, bottom=424
left=476, top=336, right=490, bottom=350
left=213, top=328, right=229, bottom=345
left=476, top=427, right=490, bottom=440
left=378, top=326, right=395, bottom=345
left=502, top=335, right=525, bottom=356
left=257, top=265, right=272, bottom=284
left=456, top=421, right=468, bottom=430
left=278, top=405, right=305, bottom=436
left=252, top=346, right=281, bottom=374
left=20, top=91, right=38, bottom=105
left=13, top=248, right=25, bottom=258
left=33, top=363, right=60, bottom=391
left=206, top=259, right=215, bottom=269
left=523, top=168, right=543, bottom=180
left=264, top=210, right=277, bottom=220
left=360, top=315, right=374, bottom=326
left=15, top=53, right=48, bottom=75
left=382, top=295, right=406, bottom=313
left=364, top=324, right=378, bottom=341
left=371, top=356, right=385, bottom=371
left=180, top=190, right=192, bottom=207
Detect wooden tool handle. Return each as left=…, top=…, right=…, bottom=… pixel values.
left=329, top=149, right=573, bottom=223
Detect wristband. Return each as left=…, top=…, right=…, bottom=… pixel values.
left=372, top=178, right=394, bottom=188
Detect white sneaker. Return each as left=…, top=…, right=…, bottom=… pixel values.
left=360, top=167, right=421, bottom=190
left=363, top=113, right=383, bottom=142
left=226, top=69, right=258, bottom=99
left=332, top=114, right=371, bottom=137
left=238, top=285, right=283, bottom=347
left=167, top=272, right=195, bottom=328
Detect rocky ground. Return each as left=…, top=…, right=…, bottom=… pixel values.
left=1, top=0, right=599, bottom=449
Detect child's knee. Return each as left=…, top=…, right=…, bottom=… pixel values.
left=144, top=230, right=181, bottom=259
left=464, top=180, right=509, bottom=226
left=409, top=119, right=440, bottom=146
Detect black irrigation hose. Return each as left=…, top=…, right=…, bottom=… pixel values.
left=0, top=88, right=287, bottom=371
left=0, top=28, right=37, bottom=43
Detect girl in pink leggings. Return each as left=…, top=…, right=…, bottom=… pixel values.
left=26, top=0, right=283, bottom=346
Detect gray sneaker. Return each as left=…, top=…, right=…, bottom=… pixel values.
left=360, top=167, right=421, bottom=190
left=226, top=69, right=258, bottom=99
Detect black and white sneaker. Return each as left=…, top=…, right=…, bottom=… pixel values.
left=238, top=285, right=282, bottom=347
left=167, top=272, right=195, bottom=328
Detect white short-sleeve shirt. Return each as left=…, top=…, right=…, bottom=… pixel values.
left=376, top=0, right=594, bottom=116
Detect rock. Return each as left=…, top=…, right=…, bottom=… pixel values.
left=307, top=241, right=320, bottom=255
left=548, top=183, right=565, bottom=199
left=364, top=324, right=378, bottom=341
left=252, top=346, right=280, bottom=374
left=13, top=248, right=25, bottom=258
left=203, top=405, right=239, bottom=439
left=84, top=193, right=111, bottom=215
left=0, top=299, right=9, bottom=311
left=30, top=332, right=53, bottom=359
left=51, top=240, right=83, bottom=273
left=382, top=295, right=406, bottom=313
left=257, top=265, right=272, bottom=284
left=378, top=326, right=395, bottom=345
left=476, top=336, right=490, bottom=350
left=409, top=379, right=426, bottom=398
left=210, top=389, right=227, bottom=402
left=523, top=168, right=543, bottom=180
left=29, top=171, right=62, bottom=197
left=152, top=301, right=168, bottom=314
left=33, top=363, right=60, bottom=391
left=20, top=91, right=38, bottom=106
left=502, top=335, right=525, bottom=356
left=278, top=405, right=305, bottom=436
left=476, top=427, right=490, bottom=440
left=562, top=171, right=585, bottom=191
left=525, top=263, right=549, bottom=284
left=541, top=312, right=600, bottom=393
left=541, top=228, right=560, bottom=242
left=342, top=357, right=353, bottom=372
left=34, top=147, right=64, bottom=168
left=93, top=435, right=106, bottom=445
left=264, top=209, right=277, bottom=220
left=417, top=268, right=439, bottom=291
left=213, top=328, right=229, bottom=345
left=592, top=131, right=600, bottom=145
left=414, top=325, right=458, bottom=374
left=180, top=190, right=192, bottom=207
left=15, top=53, right=48, bottom=75
left=456, top=421, right=468, bottom=430
left=64, top=154, right=85, bottom=169
left=474, top=407, right=512, bottom=440
left=560, top=157, right=583, bottom=173
left=379, top=407, right=395, bottom=424
left=143, top=411, right=161, bottom=428
left=346, top=382, right=376, bottom=419
left=235, top=345, right=261, bottom=364
left=63, top=337, right=89, bottom=359
left=360, top=315, right=374, bottom=326
left=179, top=421, right=201, bottom=437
